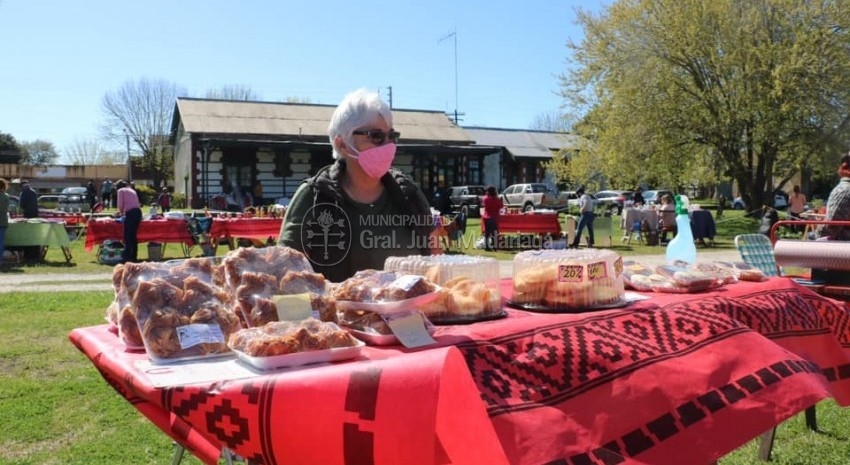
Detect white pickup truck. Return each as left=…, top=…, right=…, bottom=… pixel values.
left=500, top=183, right=569, bottom=212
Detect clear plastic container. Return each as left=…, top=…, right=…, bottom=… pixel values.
left=511, top=249, right=626, bottom=311
left=383, top=255, right=503, bottom=323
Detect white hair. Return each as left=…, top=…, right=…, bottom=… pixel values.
left=328, top=88, right=393, bottom=159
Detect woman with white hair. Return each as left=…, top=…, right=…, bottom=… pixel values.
left=279, top=88, right=436, bottom=281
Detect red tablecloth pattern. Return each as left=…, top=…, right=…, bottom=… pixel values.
left=209, top=217, right=283, bottom=242
left=84, top=218, right=194, bottom=251
left=70, top=278, right=850, bottom=465
left=483, top=212, right=562, bottom=235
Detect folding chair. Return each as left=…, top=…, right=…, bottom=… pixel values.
left=733, top=233, right=817, bottom=461
left=733, top=234, right=780, bottom=276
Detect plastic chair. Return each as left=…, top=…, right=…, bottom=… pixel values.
left=733, top=234, right=780, bottom=276
left=626, top=220, right=643, bottom=245
left=733, top=234, right=817, bottom=460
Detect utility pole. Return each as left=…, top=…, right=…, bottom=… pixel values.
left=386, top=86, right=393, bottom=108
left=124, top=128, right=133, bottom=182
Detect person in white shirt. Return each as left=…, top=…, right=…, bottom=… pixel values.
left=570, top=187, right=595, bottom=248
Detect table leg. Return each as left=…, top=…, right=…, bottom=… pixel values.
left=170, top=442, right=185, bottom=465
left=62, top=246, right=73, bottom=263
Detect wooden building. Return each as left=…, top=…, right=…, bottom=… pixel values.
left=169, top=97, right=580, bottom=208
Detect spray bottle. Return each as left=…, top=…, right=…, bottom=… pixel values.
left=665, top=195, right=697, bottom=267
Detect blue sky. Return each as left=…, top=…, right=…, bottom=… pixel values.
left=0, top=0, right=602, bottom=161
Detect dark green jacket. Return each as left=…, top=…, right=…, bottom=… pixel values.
left=279, top=159, right=433, bottom=282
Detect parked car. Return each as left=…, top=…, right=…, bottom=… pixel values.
left=58, top=186, right=91, bottom=212
left=38, top=194, right=62, bottom=209
left=642, top=189, right=674, bottom=206
left=593, top=190, right=634, bottom=215
left=500, top=183, right=568, bottom=212
left=733, top=195, right=788, bottom=210
left=447, top=185, right=486, bottom=217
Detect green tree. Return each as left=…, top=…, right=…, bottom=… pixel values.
left=561, top=0, right=850, bottom=211
left=0, top=131, right=23, bottom=163
left=20, top=139, right=59, bottom=166
left=101, top=78, right=187, bottom=188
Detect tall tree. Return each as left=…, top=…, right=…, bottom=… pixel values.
left=205, top=84, right=260, bottom=101
left=560, top=0, right=850, bottom=211
left=65, top=138, right=122, bottom=165
left=20, top=139, right=59, bottom=166
left=101, top=78, right=187, bottom=187
left=530, top=110, right=573, bottom=132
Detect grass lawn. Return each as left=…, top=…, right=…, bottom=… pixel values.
left=2, top=206, right=847, bottom=464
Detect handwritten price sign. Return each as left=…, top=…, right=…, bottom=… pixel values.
left=558, top=265, right=584, bottom=282
left=588, top=261, right=608, bottom=281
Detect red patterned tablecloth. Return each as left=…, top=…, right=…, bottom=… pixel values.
left=84, top=218, right=194, bottom=251
left=209, top=217, right=283, bottom=242
left=482, top=212, right=562, bottom=236
left=70, top=278, right=850, bottom=465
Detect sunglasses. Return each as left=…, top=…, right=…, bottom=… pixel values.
left=352, top=128, right=400, bottom=145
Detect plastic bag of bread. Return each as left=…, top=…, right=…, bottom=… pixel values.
left=712, top=261, right=768, bottom=282
left=215, top=246, right=337, bottom=326
left=654, top=265, right=719, bottom=292
left=333, top=270, right=437, bottom=304
left=694, top=262, right=738, bottom=285
left=115, top=258, right=219, bottom=350
left=134, top=275, right=240, bottom=364
left=235, top=269, right=338, bottom=327
left=622, top=260, right=656, bottom=292
left=228, top=318, right=363, bottom=370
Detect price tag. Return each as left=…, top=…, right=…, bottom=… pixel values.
left=614, top=257, right=623, bottom=276
left=558, top=264, right=584, bottom=282
left=272, top=294, right=314, bottom=321
left=385, top=312, right=435, bottom=348
left=588, top=261, right=608, bottom=281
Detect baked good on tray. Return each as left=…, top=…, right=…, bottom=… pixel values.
left=384, top=255, right=502, bottom=320
left=512, top=249, right=625, bottom=309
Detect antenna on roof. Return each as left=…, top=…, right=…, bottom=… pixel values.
left=439, top=29, right=462, bottom=124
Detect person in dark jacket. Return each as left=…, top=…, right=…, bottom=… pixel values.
left=19, top=181, right=38, bottom=218
left=279, top=88, right=435, bottom=282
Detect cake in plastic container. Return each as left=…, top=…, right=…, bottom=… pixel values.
left=384, top=255, right=503, bottom=322
left=511, top=249, right=626, bottom=311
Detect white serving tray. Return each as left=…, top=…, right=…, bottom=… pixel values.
left=233, top=339, right=365, bottom=371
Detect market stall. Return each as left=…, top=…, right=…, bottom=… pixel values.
left=70, top=277, right=850, bottom=465
left=6, top=219, right=73, bottom=262
left=85, top=218, right=195, bottom=257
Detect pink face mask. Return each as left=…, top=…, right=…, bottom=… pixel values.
left=349, top=143, right=396, bottom=179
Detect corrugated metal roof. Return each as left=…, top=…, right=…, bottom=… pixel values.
left=464, top=127, right=580, bottom=158
left=173, top=98, right=474, bottom=145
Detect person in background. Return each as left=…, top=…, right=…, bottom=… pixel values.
left=279, top=88, right=435, bottom=282
left=157, top=187, right=172, bottom=213
left=633, top=187, right=644, bottom=207
left=101, top=178, right=113, bottom=208
left=570, top=187, right=595, bottom=248
left=820, top=153, right=850, bottom=241
left=659, top=193, right=676, bottom=243
left=481, top=185, right=503, bottom=251
left=116, top=179, right=142, bottom=262
left=253, top=180, right=264, bottom=206
left=0, top=178, right=9, bottom=265
left=86, top=179, right=97, bottom=210
left=788, top=185, right=807, bottom=220
left=716, top=194, right=726, bottom=219
left=19, top=180, right=38, bottom=218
